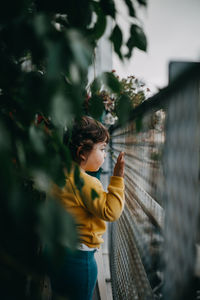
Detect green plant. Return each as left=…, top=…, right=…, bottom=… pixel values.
left=86, top=71, right=151, bottom=125
left=0, top=0, right=148, bottom=298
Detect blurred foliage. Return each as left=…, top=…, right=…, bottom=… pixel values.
left=86, top=72, right=151, bottom=126
left=0, top=0, right=147, bottom=298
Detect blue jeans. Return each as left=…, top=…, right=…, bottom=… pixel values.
left=49, top=249, right=98, bottom=300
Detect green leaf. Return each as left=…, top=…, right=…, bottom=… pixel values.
left=90, top=2, right=107, bottom=40
left=88, top=95, right=104, bottom=119
left=35, top=0, right=92, bottom=27
left=126, top=24, right=147, bottom=58
left=137, top=0, right=147, bottom=6
left=50, top=157, right=66, bottom=187
left=68, top=29, right=93, bottom=70
left=100, top=0, right=116, bottom=18
left=67, top=0, right=92, bottom=28
left=102, top=72, right=121, bottom=93
left=91, top=188, right=99, bottom=200
left=38, top=195, right=78, bottom=257
left=110, top=25, right=123, bottom=60
left=74, top=165, right=84, bottom=192
left=115, top=94, right=132, bottom=125
left=51, top=91, right=72, bottom=128
left=90, top=77, right=101, bottom=95
left=61, top=145, right=72, bottom=173
left=123, top=0, right=136, bottom=17
left=136, top=116, right=143, bottom=132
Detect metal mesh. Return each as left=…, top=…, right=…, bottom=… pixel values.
left=163, top=79, right=200, bottom=300
left=109, top=66, right=200, bottom=300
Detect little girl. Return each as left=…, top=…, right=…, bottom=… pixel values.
left=50, top=116, right=125, bottom=300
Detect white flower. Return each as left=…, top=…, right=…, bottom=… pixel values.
left=104, top=113, right=118, bottom=125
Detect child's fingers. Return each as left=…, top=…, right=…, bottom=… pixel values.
left=118, top=152, right=124, bottom=162
left=113, top=152, right=125, bottom=177
left=118, top=152, right=124, bottom=159
left=117, top=154, right=120, bottom=162
left=120, top=152, right=125, bottom=160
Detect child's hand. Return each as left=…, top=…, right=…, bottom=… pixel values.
left=113, top=152, right=125, bottom=177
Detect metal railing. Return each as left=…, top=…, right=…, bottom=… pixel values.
left=108, top=63, right=200, bottom=300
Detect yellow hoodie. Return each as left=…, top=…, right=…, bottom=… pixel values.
left=52, top=165, right=125, bottom=248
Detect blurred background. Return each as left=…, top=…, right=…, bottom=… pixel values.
left=0, top=0, right=200, bottom=299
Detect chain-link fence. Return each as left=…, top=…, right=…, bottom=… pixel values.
left=109, top=63, right=200, bottom=300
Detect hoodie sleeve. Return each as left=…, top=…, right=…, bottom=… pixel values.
left=77, top=172, right=125, bottom=222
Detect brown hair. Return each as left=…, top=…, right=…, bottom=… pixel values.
left=64, top=116, right=109, bottom=164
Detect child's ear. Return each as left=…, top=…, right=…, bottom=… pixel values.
left=77, top=146, right=86, bottom=161
left=80, top=154, right=86, bottom=161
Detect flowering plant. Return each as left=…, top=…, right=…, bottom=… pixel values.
left=86, top=70, right=151, bottom=126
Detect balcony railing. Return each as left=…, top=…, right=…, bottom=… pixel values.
left=108, top=62, right=200, bottom=300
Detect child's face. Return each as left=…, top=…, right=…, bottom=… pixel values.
left=80, top=141, right=107, bottom=172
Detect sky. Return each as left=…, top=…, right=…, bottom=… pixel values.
left=113, top=0, right=200, bottom=93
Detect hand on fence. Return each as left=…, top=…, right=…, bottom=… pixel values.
left=113, top=152, right=125, bottom=177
